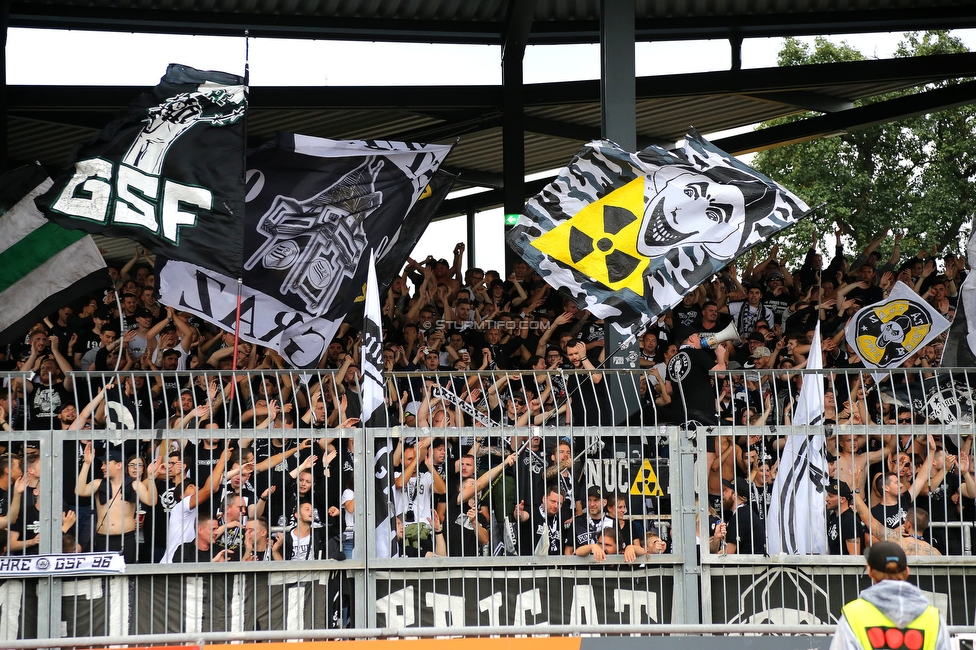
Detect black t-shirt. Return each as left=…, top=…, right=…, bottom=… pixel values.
left=520, top=503, right=566, bottom=556
left=171, top=540, right=217, bottom=563
left=761, top=290, right=792, bottom=326
left=671, top=304, right=701, bottom=329
left=846, top=284, right=883, bottom=306
left=827, top=508, right=863, bottom=555
left=252, top=438, right=300, bottom=528
left=666, top=347, right=717, bottom=424
left=565, top=372, right=613, bottom=426
left=213, top=516, right=245, bottom=561
left=726, top=502, right=766, bottom=554
left=514, top=446, right=549, bottom=509
left=445, top=498, right=489, bottom=557
left=870, top=494, right=914, bottom=531
left=570, top=514, right=612, bottom=550
left=183, top=441, right=225, bottom=489
left=10, top=488, right=42, bottom=555
left=27, top=382, right=72, bottom=430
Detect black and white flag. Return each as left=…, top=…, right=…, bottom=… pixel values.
left=766, top=323, right=828, bottom=555
left=845, top=281, right=950, bottom=370
left=362, top=249, right=385, bottom=422
left=507, top=129, right=810, bottom=329
left=36, top=64, right=247, bottom=278
left=362, top=249, right=395, bottom=558
left=942, top=224, right=976, bottom=367
left=158, top=133, right=452, bottom=367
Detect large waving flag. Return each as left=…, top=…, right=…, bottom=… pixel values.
left=157, top=133, right=452, bottom=367
left=941, top=225, right=976, bottom=367
left=0, top=164, right=110, bottom=344
left=507, top=129, right=810, bottom=326
left=845, top=281, right=950, bottom=370
left=35, top=64, right=247, bottom=278
left=767, top=323, right=829, bottom=555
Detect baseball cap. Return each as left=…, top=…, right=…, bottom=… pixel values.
left=134, top=307, right=153, bottom=319
left=751, top=346, right=772, bottom=359
left=865, top=541, right=907, bottom=573
left=768, top=271, right=785, bottom=281
left=721, top=478, right=751, bottom=499
left=748, top=332, right=766, bottom=343
left=93, top=308, right=112, bottom=320
left=101, top=446, right=124, bottom=464
left=826, top=481, right=853, bottom=500
left=586, top=486, right=603, bottom=499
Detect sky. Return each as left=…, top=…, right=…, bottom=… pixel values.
left=8, top=27, right=976, bottom=274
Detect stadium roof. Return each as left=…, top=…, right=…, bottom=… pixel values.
left=5, top=0, right=976, bottom=258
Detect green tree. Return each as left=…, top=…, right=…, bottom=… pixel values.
left=752, top=32, right=976, bottom=268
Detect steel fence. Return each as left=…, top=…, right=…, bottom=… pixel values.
left=0, top=366, right=973, bottom=642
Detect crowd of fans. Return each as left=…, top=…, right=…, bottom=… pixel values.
left=0, top=229, right=973, bottom=572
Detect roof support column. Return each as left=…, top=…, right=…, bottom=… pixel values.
left=501, top=0, right=536, bottom=272
left=0, top=0, right=9, bottom=174
left=600, top=0, right=636, bottom=151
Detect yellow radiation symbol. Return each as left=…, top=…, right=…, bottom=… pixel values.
left=630, top=459, right=664, bottom=496
left=530, top=177, right=649, bottom=295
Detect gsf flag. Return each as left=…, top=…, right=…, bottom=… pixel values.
left=158, top=133, right=452, bottom=367
left=766, top=323, right=828, bottom=555
left=845, top=281, right=950, bottom=369
left=35, top=64, right=246, bottom=278
left=0, top=164, right=110, bottom=344
left=507, top=130, right=810, bottom=326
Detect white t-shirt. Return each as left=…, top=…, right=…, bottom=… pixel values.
left=341, top=488, right=355, bottom=540
left=161, top=497, right=197, bottom=564
left=393, top=469, right=434, bottom=525
left=290, top=530, right=312, bottom=560
left=152, top=345, right=190, bottom=370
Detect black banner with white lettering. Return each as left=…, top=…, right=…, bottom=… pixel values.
left=36, top=64, right=247, bottom=278
left=158, top=134, right=453, bottom=367
left=374, top=568, right=674, bottom=627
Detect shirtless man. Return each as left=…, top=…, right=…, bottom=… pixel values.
left=833, top=432, right=895, bottom=495
left=76, top=445, right=158, bottom=564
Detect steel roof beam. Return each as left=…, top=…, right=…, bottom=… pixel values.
left=714, top=79, right=976, bottom=155
left=10, top=4, right=976, bottom=45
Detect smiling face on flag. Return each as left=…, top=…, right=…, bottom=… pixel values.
left=637, top=168, right=746, bottom=260
left=507, top=131, right=810, bottom=328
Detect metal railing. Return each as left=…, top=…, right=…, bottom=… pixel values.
left=0, top=366, right=972, bottom=642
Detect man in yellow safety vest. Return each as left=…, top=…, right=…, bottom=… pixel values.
left=831, top=542, right=948, bottom=650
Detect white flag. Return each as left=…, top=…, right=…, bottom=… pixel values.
left=766, top=323, right=829, bottom=555
left=361, top=250, right=395, bottom=558
left=942, top=224, right=976, bottom=367
left=845, top=280, right=950, bottom=369
left=361, top=249, right=385, bottom=420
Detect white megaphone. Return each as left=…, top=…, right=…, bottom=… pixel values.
left=698, top=322, right=740, bottom=349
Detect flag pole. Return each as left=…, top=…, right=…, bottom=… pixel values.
left=113, top=289, right=124, bottom=372
left=229, top=31, right=251, bottom=397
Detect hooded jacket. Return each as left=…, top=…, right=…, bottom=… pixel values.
left=830, top=580, right=949, bottom=650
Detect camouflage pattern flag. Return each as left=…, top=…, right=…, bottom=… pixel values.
left=845, top=281, right=950, bottom=369
left=507, top=130, right=810, bottom=326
